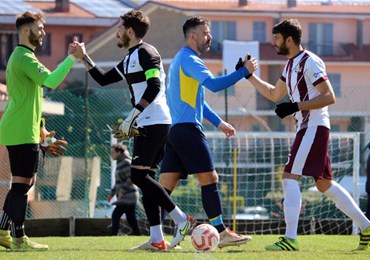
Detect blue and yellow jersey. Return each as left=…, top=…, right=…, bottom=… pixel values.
left=166, top=46, right=213, bottom=129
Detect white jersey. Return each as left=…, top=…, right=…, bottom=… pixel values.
left=281, top=49, right=330, bottom=131
left=115, top=42, right=171, bottom=127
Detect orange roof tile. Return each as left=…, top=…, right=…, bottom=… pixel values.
left=27, top=1, right=95, bottom=18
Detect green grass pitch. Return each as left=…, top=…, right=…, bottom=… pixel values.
left=0, top=235, right=369, bottom=259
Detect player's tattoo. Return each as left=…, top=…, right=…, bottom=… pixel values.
left=82, top=54, right=95, bottom=70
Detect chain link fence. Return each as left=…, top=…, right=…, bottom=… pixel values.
left=0, top=86, right=369, bottom=229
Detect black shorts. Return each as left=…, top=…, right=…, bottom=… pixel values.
left=7, top=144, right=40, bottom=178
left=131, top=124, right=170, bottom=169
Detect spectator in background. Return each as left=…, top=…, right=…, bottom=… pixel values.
left=108, top=144, right=141, bottom=236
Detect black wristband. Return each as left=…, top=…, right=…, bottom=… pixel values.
left=135, top=104, right=144, bottom=112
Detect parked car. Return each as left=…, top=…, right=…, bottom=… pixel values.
left=235, top=206, right=270, bottom=220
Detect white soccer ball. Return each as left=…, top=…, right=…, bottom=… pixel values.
left=191, top=224, right=220, bottom=251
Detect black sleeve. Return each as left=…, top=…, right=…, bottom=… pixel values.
left=138, top=45, right=161, bottom=103
left=88, top=61, right=124, bottom=86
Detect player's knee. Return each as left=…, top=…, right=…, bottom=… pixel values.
left=159, top=172, right=178, bottom=191
left=197, top=171, right=218, bottom=185
left=315, top=179, right=332, bottom=193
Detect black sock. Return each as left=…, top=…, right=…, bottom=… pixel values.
left=201, top=183, right=226, bottom=233
left=0, top=192, right=12, bottom=230
left=8, top=183, right=29, bottom=238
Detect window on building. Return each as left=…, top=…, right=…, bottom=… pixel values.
left=210, top=21, right=236, bottom=54
left=0, top=32, right=18, bottom=69
left=327, top=73, right=341, bottom=97
left=308, top=23, right=333, bottom=56
left=253, top=21, right=266, bottom=42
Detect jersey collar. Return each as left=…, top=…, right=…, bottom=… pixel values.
left=17, top=44, right=34, bottom=53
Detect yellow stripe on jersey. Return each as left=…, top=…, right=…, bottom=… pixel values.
left=180, top=66, right=199, bottom=108
left=145, top=68, right=160, bottom=80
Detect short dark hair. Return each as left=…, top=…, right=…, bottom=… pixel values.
left=182, top=16, right=210, bottom=39
left=272, top=19, right=302, bottom=45
left=120, top=10, right=150, bottom=39
left=111, top=143, right=127, bottom=154
left=16, top=11, right=45, bottom=30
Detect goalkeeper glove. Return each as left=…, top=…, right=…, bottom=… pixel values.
left=275, top=102, right=299, bottom=119
left=40, top=118, right=68, bottom=156
left=110, top=123, right=141, bottom=142
left=43, top=139, right=68, bottom=156
left=119, top=107, right=142, bottom=136
left=41, top=131, right=68, bottom=156
left=235, top=54, right=252, bottom=79
left=40, top=118, right=56, bottom=147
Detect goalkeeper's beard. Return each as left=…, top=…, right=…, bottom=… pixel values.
left=29, top=29, right=43, bottom=48
left=117, top=32, right=130, bottom=49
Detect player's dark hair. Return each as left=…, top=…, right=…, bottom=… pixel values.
left=111, top=143, right=127, bottom=154
left=272, top=19, right=302, bottom=45
left=182, top=16, right=210, bottom=39
left=16, top=11, right=45, bottom=30
left=120, top=10, right=150, bottom=39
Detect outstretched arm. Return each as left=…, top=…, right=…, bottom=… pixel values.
left=203, top=57, right=258, bottom=93
left=42, top=55, right=76, bottom=89
left=73, top=41, right=122, bottom=86
left=248, top=74, right=287, bottom=103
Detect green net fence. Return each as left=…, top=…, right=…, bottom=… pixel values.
left=35, top=87, right=133, bottom=218
left=0, top=86, right=367, bottom=236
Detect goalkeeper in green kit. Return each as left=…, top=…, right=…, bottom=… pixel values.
left=0, top=11, right=77, bottom=251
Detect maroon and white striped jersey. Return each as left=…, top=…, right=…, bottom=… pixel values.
left=280, top=49, right=330, bottom=131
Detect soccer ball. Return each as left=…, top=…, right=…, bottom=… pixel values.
left=191, top=224, right=220, bottom=251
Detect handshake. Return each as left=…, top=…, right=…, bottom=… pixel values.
left=234, top=53, right=256, bottom=79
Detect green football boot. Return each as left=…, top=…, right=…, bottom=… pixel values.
left=353, top=225, right=370, bottom=251
left=0, top=230, right=11, bottom=249
left=265, top=236, right=299, bottom=251
left=10, top=236, right=48, bottom=251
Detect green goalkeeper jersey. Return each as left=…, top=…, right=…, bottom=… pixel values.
left=0, top=45, right=50, bottom=145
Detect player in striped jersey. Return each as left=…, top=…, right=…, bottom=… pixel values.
left=247, top=18, right=370, bottom=251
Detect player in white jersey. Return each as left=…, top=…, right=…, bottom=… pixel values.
left=246, top=19, right=370, bottom=251
left=72, top=10, right=194, bottom=250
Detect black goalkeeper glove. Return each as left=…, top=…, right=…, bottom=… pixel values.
left=275, top=102, right=299, bottom=119
left=235, top=54, right=252, bottom=79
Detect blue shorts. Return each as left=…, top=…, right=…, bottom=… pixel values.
left=160, top=123, right=214, bottom=179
